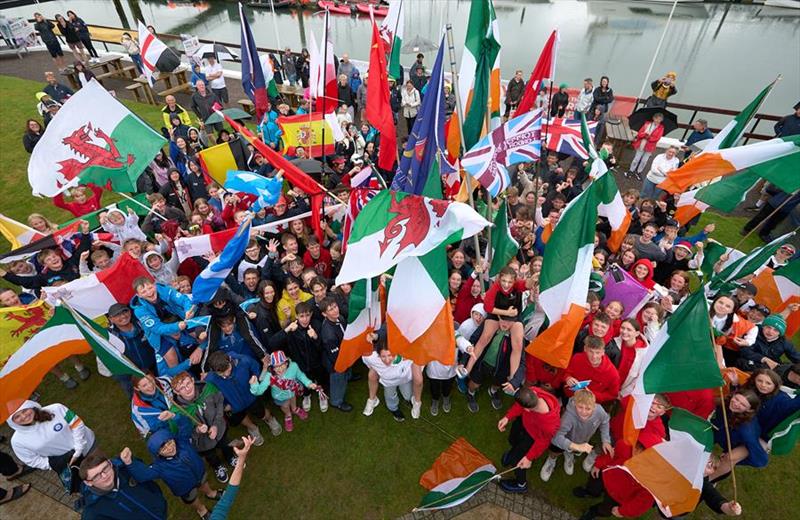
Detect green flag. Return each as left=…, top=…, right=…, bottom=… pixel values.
left=489, top=199, right=519, bottom=277
left=706, top=79, right=777, bottom=152
left=60, top=193, right=152, bottom=231
left=709, top=232, right=796, bottom=294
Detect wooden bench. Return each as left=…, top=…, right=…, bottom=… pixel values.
left=127, top=82, right=156, bottom=105
left=238, top=98, right=255, bottom=114
left=119, top=65, right=138, bottom=80
left=605, top=117, right=634, bottom=159
left=157, top=82, right=192, bottom=98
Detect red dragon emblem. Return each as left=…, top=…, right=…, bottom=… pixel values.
left=3, top=305, right=51, bottom=342
left=57, top=123, right=134, bottom=187
left=378, top=193, right=450, bottom=258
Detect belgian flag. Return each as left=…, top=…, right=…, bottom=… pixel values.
left=197, top=137, right=250, bottom=185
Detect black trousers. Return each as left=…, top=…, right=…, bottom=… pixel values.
left=0, top=452, right=19, bottom=476
left=742, top=203, right=785, bottom=237
left=506, top=418, right=537, bottom=484
left=199, top=433, right=236, bottom=469
left=81, top=37, right=99, bottom=58
left=429, top=378, right=453, bottom=400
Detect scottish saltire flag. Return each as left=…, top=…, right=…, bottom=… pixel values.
left=545, top=118, right=597, bottom=159
left=461, top=109, right=542, bottom=196
left=224, top=170, right=282, bottom=212
left=239, top=3, right=269, bottom=121
left=391, top=33, right=449, bottom=195
left=192, top=219, right=252, bottom=304
left=185, top=316, right=210, bottom=329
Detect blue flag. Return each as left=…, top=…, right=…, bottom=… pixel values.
left=239, top=3, right=268, bottom=121
left=224, top=170, right=283, bottom=213
left=192, top=218, right=252, bottom=304
left=391, top=33, right=451, bottom=195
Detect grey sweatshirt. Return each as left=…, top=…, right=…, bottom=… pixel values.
left=551, top=398, right=611, bottom=451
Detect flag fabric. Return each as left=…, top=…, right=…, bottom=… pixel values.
left=335, top=190, right=489, bottom=284
left=0, top=300, right=53, bottom=366
left=366, top=19, right=398, bottom=171
left=257, top=55, right=281, bottom=100
left=708, top=232, right=795, bottom=294
left=192, top=219, right=252, bottom=304
left=196, top=138, right=250, bottom=186
left=516, top=30, right=559, bottom=115
left=699, top=239, right=744, bottom=280
left=0, top=306, right=93, bottom=422
left=224, top=170, right=283, bottom=212
left=658, top=135, right=800, bottom=194
left=138, top=21, right=181, bottom=87
left=276, top=113, right=338, bottom=157
left=488, top=199, right=519, bottom=277
left=392, top=34, right=448, bottom=194
left=751, top=261, right=800, bottom=336
left=458, top=0, right=502, bottom=148
left=60, top=193, right=152, bottom=232
left=767, top=395, right=800, bottom=456
left=0, top=221, right=82, bottom=263
left=610, top=408, right=714, bottom=517
left=342, top=179, right=380, bottom=253
left=309, top=10, right=337, bottom=113
left=630, top=291, right=723, bottom=429
left=41, top=252, right=152, bottom=319
left=334, top=277, right=382, bottom=372
left=379, top=0, right=404, bottom=81
left=545, top=117, right=598, bottom=159
left=417, top=437, right=496, bottom=510
left=704, top=80, right=776, bottom=152
left=239, top=3, right=269, bottom=121
left=28, top=80, right=165, bottom=197
left=601, top=266, right=650, bottom=319
left=526, top=180, right=599, bottom=369
left=0, top=214, right=42, bottom=249
left=173, top=227, right=237, bottom=262
left=461, top=109, right=543, bottom=197
left=673, top=188, right=709, bottom=227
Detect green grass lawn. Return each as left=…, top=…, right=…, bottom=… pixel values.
left=1, top=74, right=798, bottom=519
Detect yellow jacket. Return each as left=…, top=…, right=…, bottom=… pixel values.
left=276, top=289, right=313, bottom=325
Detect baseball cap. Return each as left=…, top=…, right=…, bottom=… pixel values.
left=108, top=303, right=130, bottom=317
left=664, top=218, right=679, bottom=228
left=737, top=282, right=757, bottom=296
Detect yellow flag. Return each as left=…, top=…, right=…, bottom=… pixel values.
left=0, top=300, right=54, bottom=366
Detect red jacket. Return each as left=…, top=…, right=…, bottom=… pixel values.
left=483, top=279, right=526, bottom=315
left=504, top=386, right=561, bottom=461
left=665, top=388, right=715, bottom=420
left=525, top=354, right=565, bottom=391
left=53, top=183, right=103, bottom=217
left=453, top=278, right=483, bottom=324
left=602, top=467, right=654, bottom=517
left=565, top=353, right=620, bottom=403
left=617, top=338, right=647, bottom=384
left=632, top=122, right=664, bottom=153
left=221, top=194, right=257, bottom=228
left=303, top=247, right=333, bottom=279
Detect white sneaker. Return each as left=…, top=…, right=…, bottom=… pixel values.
left=363, top=397, right=380, bottom=416
left=266, top=416, right=283, bottom=436
left=246, top=426, right=264, bottom=446
left=564, top=451, right=575, bottom=476
left=539, top=455, right=557, bottom=482
left=411, top=397, right=421, bottom=419
left=302, top=395, right=312, bottom=412
left=582, top=450, right=598, bottom=473
left=319, top=392, right=329, bottom=413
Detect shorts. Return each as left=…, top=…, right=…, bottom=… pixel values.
left=226, top=399, right=266, bottom=426
left=273, top=398, right=288, bottom=407
left=468, top=361, right=504, bottom=387
left=45, top=40, right=64, bottom=58
left=179, top=474, right=207, bottom=503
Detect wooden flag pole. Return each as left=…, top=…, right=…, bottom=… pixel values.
left=708, top=317, right=738, bottom=505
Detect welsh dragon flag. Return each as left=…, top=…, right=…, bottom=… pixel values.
left=27, top=80, right=165, bottom=197
left=379, top=0, right=404, bottom=81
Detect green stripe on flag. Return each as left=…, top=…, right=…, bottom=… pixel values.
left=461, top=0, right=500, bottom=149
left=695, top=170, right=760, bottom=213
left=65, top=304, right=145, bottom=377
left=418, top=157, right=450, bottom=299
left=700, top=240, right=729, bottom=280
left=768, top=403, right=800, bottom=456
left=418, top=469, right=496, bottom=509
left=669, top=407, right=714, bottom=451
left=709, top=233, right=795, bottom=293
left=64, top=409, right=76, bottom=423
left=346, top=190, right=411, bottom=243
left=716, top=81, right=775, bottom=150
left=489, top=199, right=519, bottom=277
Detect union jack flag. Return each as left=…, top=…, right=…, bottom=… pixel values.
left=461, top=109, right=543, bottom=197
left=342, top=172, right=380, bottom=253
left=544, top=118, right=597, bottom=159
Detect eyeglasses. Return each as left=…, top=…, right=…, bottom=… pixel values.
left=85, top=461, right=113, bottom=483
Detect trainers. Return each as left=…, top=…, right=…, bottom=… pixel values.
left=62, top=377, right=78, bottom=390
left=634, top=172, right=642, bottom=181
left=246, top=426, right=264, bottom=446
left=363, top=397, right=380, bottom=416
left=456, top=376, right=468, bottom=394
left=391, top=408, right=405, bottom=422
left=572, top=486, right=598, bottom=499
left=582, top=450, right=597, bottom=473
left=284, top=416, right=294, bottom=432
left=229, top=456, right=239, bottom=467
left=488, top=387, right=502, bottom=410
left=76, top=367, right=91, bottom=381
left=499, top=480, right=528, bottom=494
left=540, top=455, right=557, bottom=482
left=430, top=399, right=439, bottom=416
left=564, top=451, right=575, bottom=476
left=266, top=416, right=282, bottom=436
left=466, top=391, right=479, bottom=413
left=294, top=407, right=308, bottom=420
left=442, top=396, right=452, bottom=413
left=411, top=397, right=421, bottom=419
left=302, top=395, right=312, bottom=412
left=214, top=465, right=229, bottom=483
left=319, top=393, right=329, bottom=413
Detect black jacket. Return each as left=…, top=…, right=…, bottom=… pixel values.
left=184, top=172, right=208, bottom=203
left=269, top=325, right=324, bottom=376
left=739, top=329, right=800, bottom=370
left=319, top=318, right=346, bottom=372
left=469, top=324, right=526, bottom=389
left=506, top=78, right=526, bottom=104
left=550, top=91, right=569, bottom=118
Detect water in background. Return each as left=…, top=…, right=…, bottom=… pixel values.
left=3, top=0, right=798, bottom=115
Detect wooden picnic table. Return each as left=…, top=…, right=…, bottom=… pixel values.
left=132, top=67, right=191, bottom=105
left=60, top=55, right=136, bottom=90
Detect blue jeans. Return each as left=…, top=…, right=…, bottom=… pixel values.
left=641, top=178, right=664, bottom=200
left=384, top=381, right=413, bottom=412
left=130, top=53, right=144, bottom=74
left=330, top=369, right=350, bottom=407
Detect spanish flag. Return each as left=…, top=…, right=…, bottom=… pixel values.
left=196, top=138, right=250, bottom=185
left=277, top=113, right=338, bottom=157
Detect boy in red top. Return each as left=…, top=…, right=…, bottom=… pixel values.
left=565, top=337, right=620, bottom=405
left=302, top=236, right=332, bottom=279
left=496, top=386, right=561, bottom=493
left=53, top=183, right=103, bottom=217
left=524, top=355, right=566, bottom=395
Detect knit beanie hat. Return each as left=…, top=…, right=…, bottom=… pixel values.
left=763, top=315, right=786, bottom=336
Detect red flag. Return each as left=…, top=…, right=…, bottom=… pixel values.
left=366, top=20, right=398, bottom=171
left=516, top=30, right=559, bottom=115
left=220, top=113, right=326, bottom=241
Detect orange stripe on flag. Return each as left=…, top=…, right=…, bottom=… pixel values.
left=778, top=296, right=800, bottom=337
left=334, top=328, right=376, bottom=373
left=673, top=204, right=703, bottom=227
left=750, top=268, right=784, bottom=311
left=657, top=153, right=736, bottom=194
left=526, top=303, right=585, bottom=369
left=419, top=437, right=493, bottom=490
left=387, top=304, right=455, bottom=366
left=624, top=448, right=703, bottom=516
left=622, top=395, right=641, bottom=449
left=607, top=212, right=632, bottom=252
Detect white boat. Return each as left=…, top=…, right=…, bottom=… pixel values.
left=763, top=0, right=800, bottom=9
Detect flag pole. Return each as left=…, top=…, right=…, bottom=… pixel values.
left=269, top=0, right=282, bottom=50
left=411, top=466, right=519, bottom=512
left=634, top=0, right=679, bottom=110
left=731, top=188, right=799, bottom=251
left=116, top=192, right=168, bottom=221
left=707, top=318, right=738, bottom=505
left=320, top=9, right=329, bottom=180
left=484, top=100, right=494, bottom=270
left=445, top=23, right=484, bottom=277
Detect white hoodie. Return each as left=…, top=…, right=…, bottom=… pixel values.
left=101, top=208, right=147, bottom=242
left=7, top=400, right=96, bottom=470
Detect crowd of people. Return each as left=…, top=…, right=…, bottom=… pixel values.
left=3, top=11, right=800, bottom=520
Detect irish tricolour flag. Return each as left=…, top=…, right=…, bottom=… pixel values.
left=608, top=408, right=714, bottom=517
left=335, top=190, right=489, bottom=284
left=751, top=260, right=800, bottom=337
left=335, top=278, right=382, bottom=372
left=417, top=438, right=496, bottom=511
left=28, top=80, right=165, bottom=197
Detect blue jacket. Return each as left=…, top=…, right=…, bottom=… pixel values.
left=154, top=332, right=204, bottom=378
left=757, top=390, right=800, bottom=438
left=130, top=284, right=193, bottom=351
left=205, top=353, right=261, bottom=413
left=131, top=386, right=170, bottom=437
left=712, top=409, right=769, bottom=468
left=108, top=321, right=156, bottom=374
left=209, top=485, right=239, bottom=520
left=258, top=111, right=283, bottom=149
left=81, top=458, right=167, bottom=520
left=127, top=425, right=206, bottom=498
